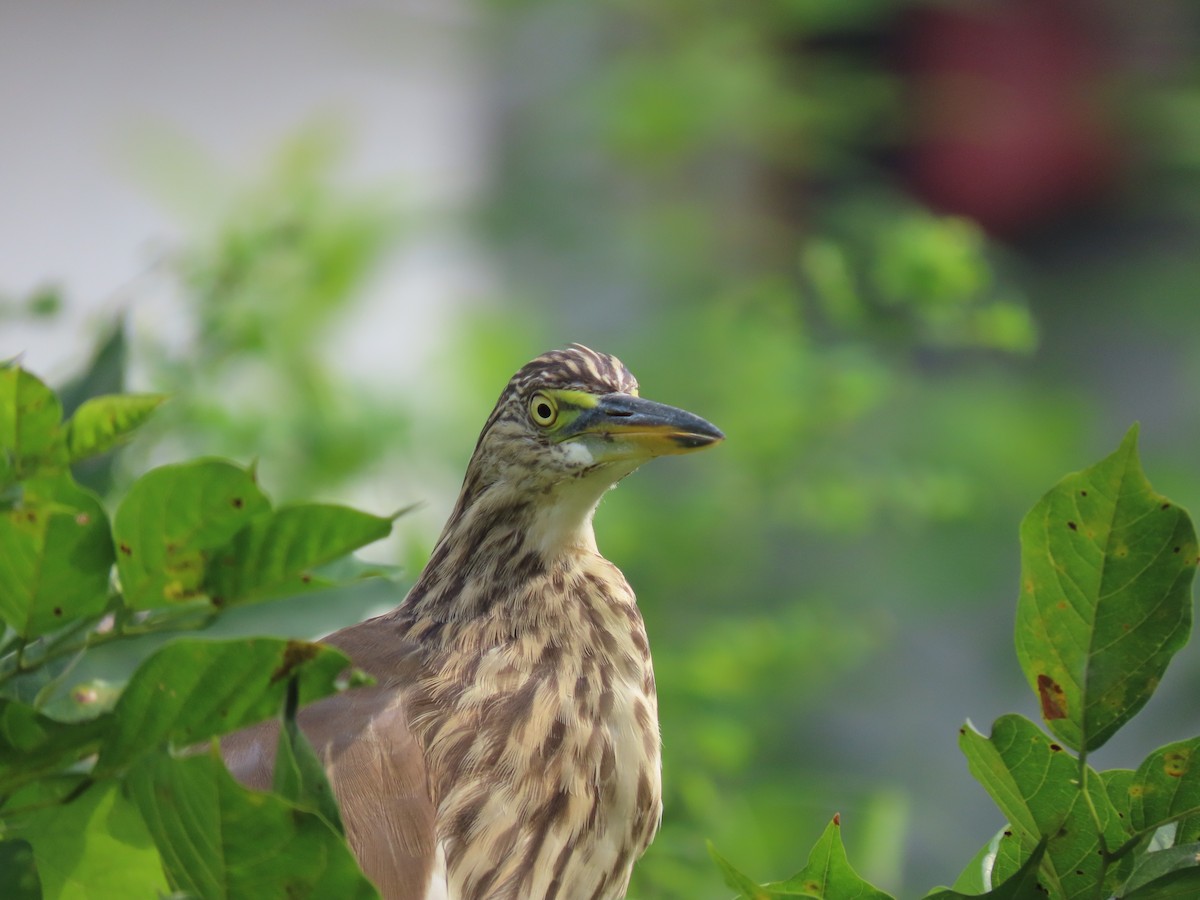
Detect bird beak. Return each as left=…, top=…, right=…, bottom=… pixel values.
left=563, top=393, right=724, bottom=458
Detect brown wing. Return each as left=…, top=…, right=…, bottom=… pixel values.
left=221, top=618, right=438, bottom=900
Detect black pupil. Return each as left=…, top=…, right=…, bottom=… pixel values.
left=536, top=402, right=552, bottom=420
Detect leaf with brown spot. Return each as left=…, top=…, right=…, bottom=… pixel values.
left=0, top=477, right=113, bottom=637
left=112, top=460, right=270, bottom=609
left=1037, top=674, right=1068, bottom=721
left=959, top=715, right=1131, bottom=898
left=1124, top=738, right=1200, bottom=838
left=1015, top=425, right=1197, bottom=752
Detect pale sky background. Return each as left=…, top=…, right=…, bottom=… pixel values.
left=0, top=0, right=492, bottom=384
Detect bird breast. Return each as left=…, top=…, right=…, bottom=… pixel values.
left=412, top=557, right=662, bottom=900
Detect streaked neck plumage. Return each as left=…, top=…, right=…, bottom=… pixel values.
left=393, top=430, right=661, bottom=900
left=404, top=438, right=639, bottom=625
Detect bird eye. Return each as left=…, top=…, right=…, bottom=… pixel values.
left=529, top=392, right=558, bottom=427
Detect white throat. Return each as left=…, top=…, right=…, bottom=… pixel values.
left=524, top=459, right=639, bottom=558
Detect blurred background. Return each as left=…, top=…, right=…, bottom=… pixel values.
left=2, top=0, right=1199, bottom=895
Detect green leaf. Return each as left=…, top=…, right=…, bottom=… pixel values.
left=0, top=839, right=42, bottom=900
left=128, top=748, right=379, bottom=900
left=1014, top=425, right=1198, bottom=752
left=959, top=714, right=1131, bottom=899
left=1122, top=864, right=1200, bottom=899
left=1103, top=767, right=1136, bottom=824
left=0, top=477, right=113, bottom=637
left=112, top=459, right=270, bottom=608
left=98, top=637, right=352, bottom=771
left=0, top=698, right=112, bottom=794
left=0, top=365, right=68, bottom=483
left=708, top=817, right=894, bottom=899
left=1179, top=820, right=1200, bottom=846
left=768, top=816, right=893, bottom=899
left=273, top=677, right=345, bottom=834
left=925, top=839, right=1047, bottom=898
left=205, top=503, right=394, bottom=607
left=65, top=393, right=166, bottom=463
left=1123, top=739, right=1200, bottom=836
left=1122, top=842, right=1200, bottom=897
left=5, top=778, right=169, bottom=899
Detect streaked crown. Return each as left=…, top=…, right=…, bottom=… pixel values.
left=506, top=344, right=638, bottom=398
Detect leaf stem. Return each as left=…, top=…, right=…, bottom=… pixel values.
left=1077, top=751, right=1109, bottom=850
left=0, top=601, right=216, bottom=689
left=1076, top=747, right=1120, bottom=897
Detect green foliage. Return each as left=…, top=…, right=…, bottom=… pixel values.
left=710, top=818, right=1049, bottom=900
left=958, top=715, right=1129, bottom=898
left=111, top=459, right=392, bottom=610
left=0, top=838, right=41, bottom=899
left=11, top=779, right=167, bottom=899
left=128, top=750, right=375, bottom=900
left=713, top=430, right=1200, bottom=898
left=0, top=477, right=112, bottom=639
left=711, top=816, right=892, bottom=899
left=1122, top=739, right=1200, bottom=841
left=95, top=638, right=358, bottom=775
left=113, top=460, right=273, bottom=608
left=1, top=366, right=69, bottom=480
left=1015, top=426, right=1196, bottom=753
left=273, top=679, right=347, bottom=835
left=0, top=364, right=390, bottom=898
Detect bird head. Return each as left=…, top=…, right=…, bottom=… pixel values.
left=469, top=344, right=723, bottom=485
left=447, top=344, right=723, bottom=556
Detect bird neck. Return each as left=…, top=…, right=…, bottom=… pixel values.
left=405, top=461, right=635, bottom=623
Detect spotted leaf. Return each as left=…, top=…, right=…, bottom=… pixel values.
left=959, top=714, right=1131, bottom=899
left=1014, top=425, right=1197, bottom=752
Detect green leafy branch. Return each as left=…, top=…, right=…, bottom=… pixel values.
left=712, top=426, right=1200, bottom=900
left=0, top=363, right=395, bottom=898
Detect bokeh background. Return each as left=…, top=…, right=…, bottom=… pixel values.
left=3, top=0, right=1199, bottom=896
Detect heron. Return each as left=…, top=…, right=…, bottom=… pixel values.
left=223, top=344, right=724, bottom=899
